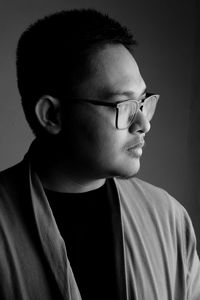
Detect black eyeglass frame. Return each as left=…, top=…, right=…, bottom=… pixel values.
left=65, top=92, right=160, bottom=130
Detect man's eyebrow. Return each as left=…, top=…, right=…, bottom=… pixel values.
left=107, top=87, right=147, bottom=99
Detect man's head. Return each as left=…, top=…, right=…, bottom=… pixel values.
left=16, top=9, right=158, bottom=181
left=16, top=9, right=136, bottom=137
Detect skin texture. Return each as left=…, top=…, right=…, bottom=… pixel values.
left=35, top=44, right=151, bottom=193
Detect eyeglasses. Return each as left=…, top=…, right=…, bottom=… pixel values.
left=67, top=93, right=160, bottom=130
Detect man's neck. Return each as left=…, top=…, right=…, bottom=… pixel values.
left=31, top=139, right=106, bottom=193
left=38, top=169, right=106, bottom=193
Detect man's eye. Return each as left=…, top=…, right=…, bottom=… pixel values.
left=119, top=102, right=130, bottom=112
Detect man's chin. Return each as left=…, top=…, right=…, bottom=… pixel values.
left=114, top=169, right=139, bottom=180
left=111, top=159, right=141, bottom=180
left=116, top=173, right=137, bottom=180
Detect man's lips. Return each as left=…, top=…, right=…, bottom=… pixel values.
left=125, top=140, right=145, bottom=158
left=125, top=139, right=145, bottom=151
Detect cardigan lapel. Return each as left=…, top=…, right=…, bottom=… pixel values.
left=107, top=178, right=128, bottom=300
left=27, top=158, right=82, bottom=300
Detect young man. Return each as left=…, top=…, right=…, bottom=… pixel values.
left=0, top=9, right=199, bottom=300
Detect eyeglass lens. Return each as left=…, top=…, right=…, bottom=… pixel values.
left=142, top=95, right=158, bottom=122
left=117, top=101, right=138, bottom=129
left=117, top=95, right=158, bottom=129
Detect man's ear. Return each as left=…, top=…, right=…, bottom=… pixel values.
left=35, top=95, right=61, bottom=135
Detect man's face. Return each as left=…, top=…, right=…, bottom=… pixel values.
left=60, top=44, right=150, bottom=179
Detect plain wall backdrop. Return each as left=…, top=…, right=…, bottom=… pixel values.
left=0, top=0, right=200, bottom=252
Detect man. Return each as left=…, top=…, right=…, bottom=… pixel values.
left=0, top=9, right=199, bottom=300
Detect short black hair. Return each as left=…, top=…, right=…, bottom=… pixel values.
left=16, top=9, right=137, bottom=136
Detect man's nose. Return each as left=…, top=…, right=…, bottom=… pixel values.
left=129, top=110, right=151, bottom=134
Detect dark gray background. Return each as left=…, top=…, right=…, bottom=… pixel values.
left=0, top=0, right=200, bottom=252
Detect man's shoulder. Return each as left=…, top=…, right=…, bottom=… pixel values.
left=0, top=160, right=28, bottom=211
left=0, top=161, right=26, bottom=188
left=114, top=177, right=192, bottom=250
left=114, top=176, right=184, bottom=216
left=115, top=176, right=171, bottom=199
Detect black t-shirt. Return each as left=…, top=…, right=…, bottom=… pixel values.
left=45, top=183, right=119, bottom=300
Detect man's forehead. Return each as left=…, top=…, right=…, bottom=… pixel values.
left=77, top=44, right=146, bottom=100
